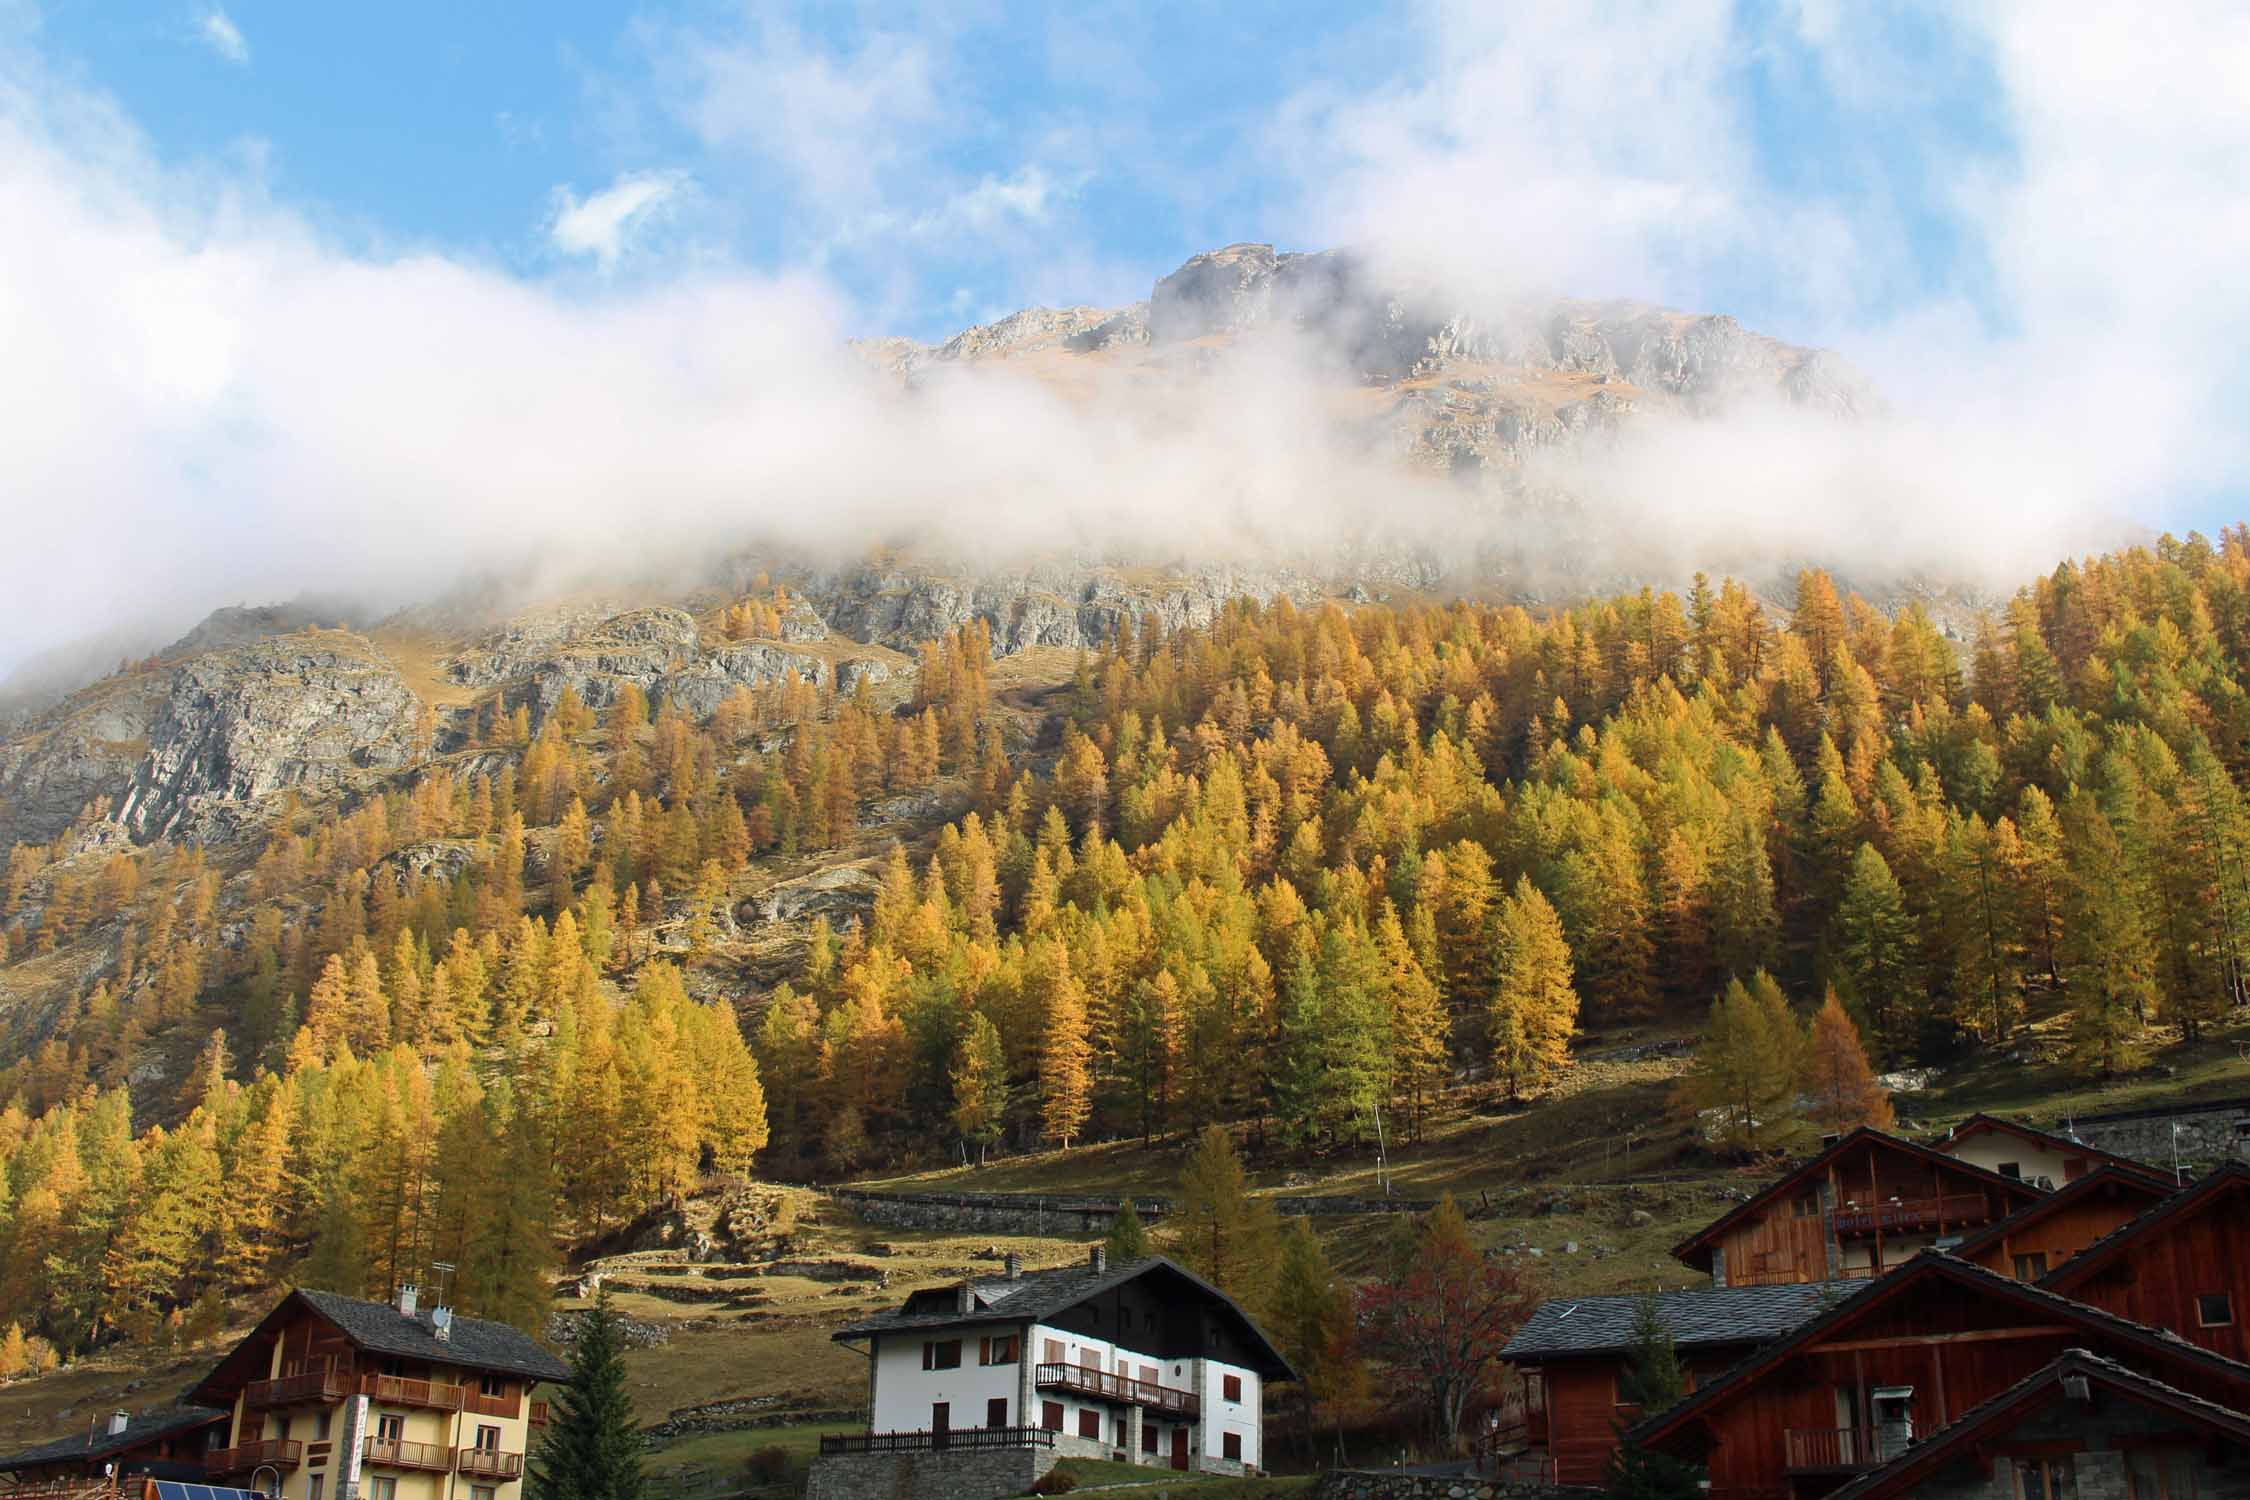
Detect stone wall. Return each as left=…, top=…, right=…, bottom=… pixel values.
left=803, top=1445, right=1058, bottom=1500
left=826, top=1188, right=1435, bottom=1236
left=1311, top=1470, right=1603, bottom=1500
left=2058, top=1096, right=2250, bottom=1174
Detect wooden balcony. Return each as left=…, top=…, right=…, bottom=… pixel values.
left=363, top=1438, right=455, bottom=1473
left=206, top=1439, right=304, bottom=1474
left=455, top=1449, right=525, bottom=1480
left=1830, top=1194, right=1990, bottom=1237
left=358, top=1374, right=466, bottom=1412
left=1035, top=1362, right=1199, bottom=1418
left=245, top=1371, right=351, bottom=1408
left=528, top=1400, right=551, bottom=1428
left=1782, top=1427, right=1874, bottom=1472
left=463, top=1390, right=521, bottom=1420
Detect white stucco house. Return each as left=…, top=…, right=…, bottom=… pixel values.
left=815, top=1247, right=1292, bottom=1493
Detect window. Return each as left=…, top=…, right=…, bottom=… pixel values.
left=1222, top=1433, right=1242, bottom=1462
left=986, top=1398, right=1008, bottom=1428
left=313, top=1412, right=332, bottom=1440
left=274, top=1417, right=292, bottom=1442
left=2015, top=1457, right=2066, bottom=1500
left=921, top=1339, right=962, bottom=1370
left=2198, top=1292, right=2235, bottom=1327
left=475, top=1426, right=501, bottom=1453
left=306, top=1477, right=324, bottom=1500
left=1793, top=1193, right=1820, bottom=1218
left=1222, top=1375, right=1242, bottom=1403
left=980, top=1335, right=1019, bottom=1366
left=1139, top=1366, right=1158, bottom=1386
left=2014, top=1252, right=2050, bottom=1280
left=1044, top=1339, right=1065, bottom=1364
left=471, top=1488, right=496, bottom=1500
left=1041, top=1402, right=1063, bottom=1432
left=376, top=1415, right=404, bottom=1443
left=1077, top=1410, right=1100, bottom=1440
left=1113, top=1416, right=1127, bottom=1448
left=480, top=1374, right=506, bottom=1398
left=1998, top=1162, right=2023, bottom=1180
left=1142, top=1425, right=1158, bottom=1454
left=371, top=1481, right=397, bottom=1500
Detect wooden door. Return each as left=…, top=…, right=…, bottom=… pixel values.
left=931, top=1402, right=949, bottom=1449
left=1170, top=1428, right=1188, bottom=1470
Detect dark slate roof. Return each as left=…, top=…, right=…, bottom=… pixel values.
left=0, top=1407, right=227, bottom=1473
left=294, top=1289, right=570, bottom=1381
left=1628, top=1252, right=2250, bottom=1452
left=1823, top=1349, right=2250, bottom=1500
left=1503, top=1282, right=1850, bottom=1362
left=831, top=1255, right=1294, bottom=1380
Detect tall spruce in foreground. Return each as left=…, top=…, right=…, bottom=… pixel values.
left=1605, top=1291, right=1702, bottom=1500
left=533, top=1291, right=644, bottom=1500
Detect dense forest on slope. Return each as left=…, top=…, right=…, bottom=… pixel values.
left=5, top=533, right=2250, bottom=1360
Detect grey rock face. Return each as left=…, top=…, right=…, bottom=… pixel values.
left=114, top=636, right=425, bottom=842
left=1, top=636, right=423, bottom=849
left=0, top=674, right=169, bottom=849
left=799, top=559, right=1329, bottom=658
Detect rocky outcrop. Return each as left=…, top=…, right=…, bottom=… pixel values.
left=0, top=634, right=421, bottom=848
left=799, top=560, right=1331, bottom=658
left=114, top=635, right=424, bottom=843
left=447, top=605, right=895, bottom=721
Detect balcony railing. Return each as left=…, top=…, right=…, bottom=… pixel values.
left=1783, top=1428, right=1874, bottom=1471
left=1035, top=1363, right=1200, bottom=1418
left=529, top=1400, right=551, bottom=1428
left=246, top=1371, right=351, bottom=1408
left=820, top=1427, right=1056, bottom=1456
left=456, top=1449, right=525, bottom=1479
left=358, top=1375, right=466, bottom=1412
left=463, top=1391, right=521, bottom=1420
left=207, top=1440, right=304, bottom=1474
left=1830, top=1194, right=1991, bottom=1236
left=364, top=1439, right=455, bottom=1473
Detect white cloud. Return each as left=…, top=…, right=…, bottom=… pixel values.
left=195, top=7, right=248, bottom=66
left=547, top=169, right=692, bottom=269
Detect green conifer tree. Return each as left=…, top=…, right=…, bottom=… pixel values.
left=532, top=1291, right=644, bottom=1500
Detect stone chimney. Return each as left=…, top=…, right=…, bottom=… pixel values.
left=1005, top=1253, right=1022, bottom=1280
left=397, top=1283, right=418, bottom=1318
left=108, top=1411, right=130, bottom=1437
left=955, top=1282, right=974, bottom=1313
left=1089, top=1245, right=1107, bottom=1274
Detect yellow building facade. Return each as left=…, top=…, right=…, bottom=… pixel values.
left=188, top=1290, right=569, bottom=1500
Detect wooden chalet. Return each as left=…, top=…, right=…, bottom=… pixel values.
left=1818, top=1348, right=2250, bottom=1500
left=1499, top=1282, right=1847, bottom=1484
left=1950, top=1163, right=2178, bottom=1282
left=1933, top=1113, right=2160, bottom=1188
left=2040, top=1162, right=2250, bottom=1365
left=1627, top=1253, right=2250, bottom=1500
left=1673, top=1129, right=2046, bottom=1288
left=0, top=1409, right=226, bottom=1494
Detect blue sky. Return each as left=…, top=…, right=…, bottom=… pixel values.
left=19, top=1, right=2029, bottom=343
left=2, top=1, right=2247, bottom=668
left=30, top=1, right=1424, bottom=337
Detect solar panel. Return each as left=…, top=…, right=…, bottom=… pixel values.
left=155, top=1481, right=272, bottom=1500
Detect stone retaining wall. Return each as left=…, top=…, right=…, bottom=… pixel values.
left=826, top=1188, right=1435, bottom=1236
left=1311, top=1471, right=1603, bottom=1500
left=803, top=1445, right=1056, bottom=1500
left=2058, top=1097, right=2250, bottom=1173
